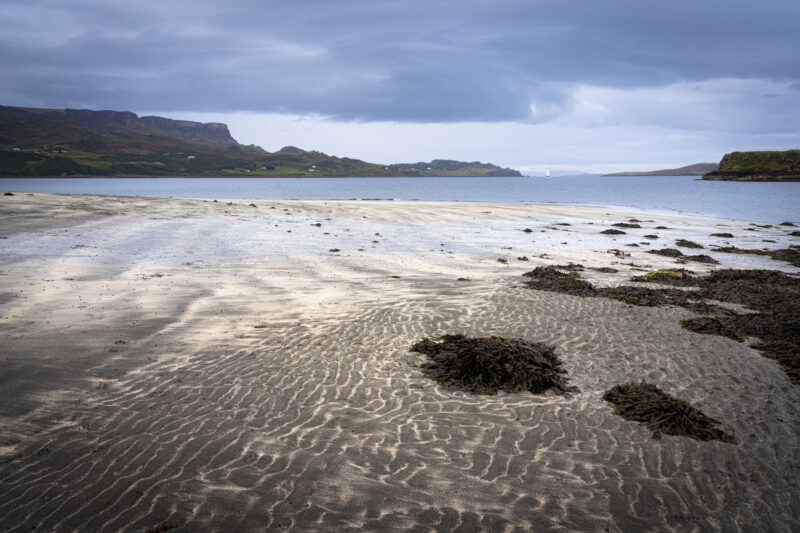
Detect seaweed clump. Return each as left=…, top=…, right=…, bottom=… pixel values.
left=522, top=266, right=597, bottom=296
left=601, top=229, right=626, bottom=235
left=675, top=239, right=704, bottom=249
left=681, top=254, right=719, bottom=264
left=710, top=245, right=800, bottom=267
left=636, top=268, right=800, bottom=384
left=603, top=381, right=737, bottom=444
left=648, top=248, right=684, bottom=258
left=522, top=265, right=706, bottom=308
left=612, top=222, right=641, bottom=228
left=411, top=334, right=572, bottom=395
left=632, top=269, right=696, bottom=286
left=680, top=316, right=745, bottom=342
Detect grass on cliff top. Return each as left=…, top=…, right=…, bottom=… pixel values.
left=719, top=150, right=800, bottom=173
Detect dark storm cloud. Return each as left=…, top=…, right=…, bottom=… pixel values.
left=1, top=0, right=798, bottom=122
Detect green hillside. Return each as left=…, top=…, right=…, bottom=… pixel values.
left=604, top=162, right=719, bottom=176
left=0, top=106, right=521, bottom=177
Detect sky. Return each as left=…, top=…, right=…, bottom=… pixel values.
left=1, top=0, right=799, bottom=174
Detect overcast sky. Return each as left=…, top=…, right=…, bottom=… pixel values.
left=2, top=0, right=799, bottom=173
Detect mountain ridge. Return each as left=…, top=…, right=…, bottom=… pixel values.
left=0, top=106, right=521, bottom=177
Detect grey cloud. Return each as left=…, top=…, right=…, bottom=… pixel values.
left=0, top=0, right=798, bottom=123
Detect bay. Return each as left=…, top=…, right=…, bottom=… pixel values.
left=1, top=175, right=798, bottom=223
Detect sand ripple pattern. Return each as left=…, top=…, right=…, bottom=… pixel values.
left=1, top=283, right=799, bottom=531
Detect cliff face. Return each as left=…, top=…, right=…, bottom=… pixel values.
left=63, top=109, right=237, bottom=147
left=702, top=150, right=800, bottom=182
left=139, top=116, right=237, bottom=147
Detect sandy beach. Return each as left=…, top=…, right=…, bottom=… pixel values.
left=0, top=192, right=798, bottom=532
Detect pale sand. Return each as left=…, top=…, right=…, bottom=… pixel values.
left=0, top=193, right=798, bottom=531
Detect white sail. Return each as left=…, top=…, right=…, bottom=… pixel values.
left=545, top=164, right=551, bottom=179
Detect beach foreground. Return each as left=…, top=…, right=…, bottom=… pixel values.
left=1, top=193, right=798, bottom=531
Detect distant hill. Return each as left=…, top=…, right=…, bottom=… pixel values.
left=604, top=163, right=719, bottom=176
left=702, top=150, right=800, bottom=182
left=0, top=106, right=521, bottom=177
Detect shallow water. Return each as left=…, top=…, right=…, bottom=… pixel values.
left=2, top=174, right=799, bottom=223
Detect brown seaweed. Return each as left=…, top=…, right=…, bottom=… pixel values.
left=603, top=381, right=737, bottom=444
left=683, top=254, right=719, bottom=264
left=411, top=334, right=573, bottom=395
left=710, top=245, right=800, bottom=267
left=601, top=229, right=626, bottom=235
left=680, top=316, right=745, bottom=342
left=675, top=239, right=704, bottom=249
left=648, top=248, right=684, bottom=258
left=638, top=268, right=800, bottom=384
left=522, top=266, right=597, bottom=296
left=612, top=222, right=641, bottom=228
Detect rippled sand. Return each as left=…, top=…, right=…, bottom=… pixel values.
left=0, top=193, right=798, bottom=531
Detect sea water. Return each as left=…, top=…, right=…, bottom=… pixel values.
left=1, top=175, right=798, bottom=223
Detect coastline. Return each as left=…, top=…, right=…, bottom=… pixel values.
left=1, top=193, right=798, bottom=531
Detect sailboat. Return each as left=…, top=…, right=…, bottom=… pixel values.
left=545, top=164, right=551, bottom=179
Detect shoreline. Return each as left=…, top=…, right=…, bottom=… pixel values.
left=0, top=193, right=798, bottom=531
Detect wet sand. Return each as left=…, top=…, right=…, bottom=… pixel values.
left=0, top=193, right=798, bottom=531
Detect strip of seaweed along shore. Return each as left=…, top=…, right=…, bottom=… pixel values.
left=522, top=264, right=800, bottom=384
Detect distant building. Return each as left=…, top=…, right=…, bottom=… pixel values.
left=11, top=147, right=20, bottom=151
left=187, top=155, right=196, bottom=159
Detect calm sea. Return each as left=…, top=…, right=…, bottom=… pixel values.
left=1, top=175, right=798, bottom=223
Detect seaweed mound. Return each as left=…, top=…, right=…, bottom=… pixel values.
left=601, top=229, right=626, bottom=235
left=632, top=269, right=696, bottom=286
left=711, top=232, right=734, bottom=238
left=522, top=266, right=596, bottom=296
left=599, top=286, right=701, bottom=307
left=603, top=381, right=737, bottom=444
left=411, top=335, right=572, bottom=395
left=675, top=239, right=704, bottom=249
left=682, top=254, right=719, bottom=264
left=680, top=317, right=745, bottom=342
left=636, top=268, right=800, bottom=384
left=648, top=248, right=684, bottom=258
left=711, top=245, right=800, bottom=267
left=612, top=222, right=641, bottom=228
